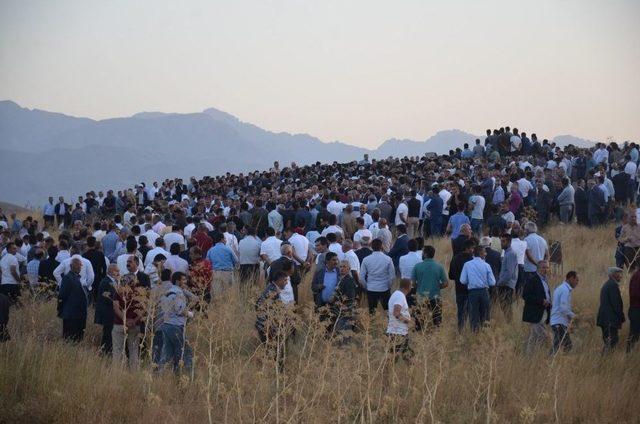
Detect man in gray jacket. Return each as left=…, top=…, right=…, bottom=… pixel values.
left=496, top=233, right=519, bottom=322
left=557, top=177, right=575, bottom=224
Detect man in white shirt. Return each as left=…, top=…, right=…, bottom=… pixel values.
left=394, top=194, right=409, bottom=227
left=144, top=237, right=169, bottom=268
left=0, top=242, right=21, bottom=303
left=259, top=228, right=282, bottom=267
left=509, top=226, right=528, bottom=293
left=387, top=279, right=413, bottom=360
left=341, top=240, right=361, bottom=284
left=398, top=239, right=422, bottom=279
left=353, top=218, right=373, bottom=245
left=165, top=243, right=189, bottom=274
left=284, top=228, right=311, bottom=266
left=550, top=271, right=579, bottom=353
left=163, top=227, right=186, bottom=253
left=53, top=253, right=95, bottom=292
left=439, top=186, right=452, bottom=219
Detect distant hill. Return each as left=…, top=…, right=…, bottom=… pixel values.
left=0, top=100, right=600, bottom=206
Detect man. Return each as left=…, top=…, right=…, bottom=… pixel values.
left=206, top=232, right=238, bottom=296
left=550, top=271, right=579, bottom=354
left=269, top=244, right=302, bottom=303
left=238, top=227, right=262, bottom=282
left=353, top=217, right=372, bottom=245
left=596, top=267, right=626, bottom=353
left=447, top=204, right=471, bottom=240
left=259, top=227, right=282, bottom=268
left=449, top=239, right=475, bottom=331
left=411, top=245, right=448, bottom=329
left=523, top=222, right=549, bottom=282
left=522, top=260, right=552, bottom=355
left=399, top=239, right=421, bottom=280
left=360, top=239, right=395, bottom=314
left=355, top=236, right=373, bottom=264
left=284, top=227, right=312, bottom=269
left=468, top=185, right=485, bottom=237
left=406, top=191, right=421, bottom=239
left=394, top=193, right=409, bottom=229
left=328, top=260, right=357, bottom=340
left=312, top=251, right=339, bottom=308
left=112, top=270, right=147, bottom=370
left=165, top=242, right=189, bottom=274
left=83, top=236, right=107, bottom=301
left=496, top=234, right=518, bottom=322
left=159, top=271, right=194, bottom=374
left=388, top=224, right=409, bottom=270
left=387, top=278, right=413, bottom=360
left=481, top=236, right=501, bottom=282
left=618, top=213, right=640, bottom=269
left=54, top=196, right=69, bottom=228
left=0, top=242, right=22, bottom=304
left=192, top=224, right=213, bottom=257
left=557, top=177, right=575, bottom=224
left=144, top=237, right=169, bottom=269
left=452, top=223, right=473, bottom=256
left=460, top=246, right=496, bottom=332
left=58, top=258, right=88, bottom=342
left=43, top=196, right=56, bottom=229
left=255, top=270, right=291, bottom=370
left=95, top=264, right=119, bottom=354
left=587, top=179, right=606, bottom=227
left=627, top=265, right=640, bottom=352
left=375, top=218, right=393, bottom=253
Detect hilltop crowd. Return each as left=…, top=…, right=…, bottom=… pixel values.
left=1, top=126, right=639, bottom=370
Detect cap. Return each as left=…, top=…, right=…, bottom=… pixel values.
left=608, top=266, right=623, bottom=275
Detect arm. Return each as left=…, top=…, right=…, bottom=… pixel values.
left=85, top=261, right=95, bottom=288
left=487, top=264, right=496, bottom=287
left=557, top=289, right=575, bottom=321
left=53, top=262, right=64, bottom=285
left=393, top=304, right=411, bottom=323
left=460, top=264, right=468, bottom=286
left=387, top=259, right=396, bottom=289
left=439, top=266, right=449, bottom=288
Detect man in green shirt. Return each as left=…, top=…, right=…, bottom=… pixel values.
left=411, top=245, right=448, bottom=329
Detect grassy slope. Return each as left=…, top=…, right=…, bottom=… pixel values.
left=0, top=223, right=638, bottom=423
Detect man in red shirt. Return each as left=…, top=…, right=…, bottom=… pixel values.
left=112, top=266, right=148, bottom=370
left=189, top=246, right=213, bottom=303
left=192, top=224, right=213, bottom=258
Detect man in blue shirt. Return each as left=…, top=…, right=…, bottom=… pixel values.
left=206, top=232, right=238, bottom=297
left=447, top=204, right=470, bottom=240
left=426, top=188, right=444, bottom=237
left=460, top=246, right=496, bottom=332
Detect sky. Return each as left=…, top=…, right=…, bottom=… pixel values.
left=1, top=0, right=638, bottom=148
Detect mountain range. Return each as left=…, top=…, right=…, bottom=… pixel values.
left=0, top=100, right=596, bottom=206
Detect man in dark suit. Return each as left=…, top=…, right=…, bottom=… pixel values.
left=587, top=179, right=606, bottom=227
left=54, top=196, right=70, bottom=229
left=388, top=224, right=409, bottom=271
left=58, top=258, right=88, bottom=342
left=522, top=259, right=551, bottom=354
left=95, top=264, right=119, bottom=354
left=481, top=237, right=501, bottom=282
left=83, top=236, right=107, bottom=302
left=597, top=267, right=626, bottom=353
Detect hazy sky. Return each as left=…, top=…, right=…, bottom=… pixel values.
left=1, top=0, right=638, bottom=148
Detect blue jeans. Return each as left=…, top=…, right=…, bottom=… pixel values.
left=159, top=323, right=193, bottom=373
left=152, top=330, right=163, bottom=364
left=430, top=215, right=443, bottom=237
left=455, top=292, right=469, bottom=332
left=467, top=288, right=491, bottom=332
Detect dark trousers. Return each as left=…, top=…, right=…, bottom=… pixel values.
left=367, top=290, right=391, bottom=314
left=515, top=265, right=525, bottom=296
left=601, top=325, right=619, bottom=353
left=414, top=297, right=442, bottom=331
left=455, top=291, right=469, bottom=332
left=468, top=288, right=491, bottom=332
left=62, top=318, right=86, bottom=342
left=0, top=284, right=21, bottom=305
left=388, top=334, right=413, bottom=361
left=551, top=324, right=572, bottom=353
left=496, top=286, right=514, bottom=322
left=100, top=323, right=114, bottom=354
left=239, top=264, right=260, bottom=282
left=429, top=216, right=443, bottom=237
left=627, top=307, right=640, bottom=352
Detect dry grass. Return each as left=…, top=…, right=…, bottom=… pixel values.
left=1, top=222, right=638, bottom=423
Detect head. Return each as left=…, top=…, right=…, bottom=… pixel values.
left=609, top=267, right=623, bottom=282
left=473, top=245, right=486, bottom=260
left=537, top=260, right=550, bottom=277
left=565, top=271, right=579, bottom=288
left=272, top=271, right=288, bottom=289
left=325, top=251, right=338, bottom=270
left=398, top=278, right=412, bottom=295
left=422, top=245, right=435, bottom=260
left=126, top=255, right=140, bottom=274
left=171, top=271, right=187, bottom=287
left=339, top=260, right=351, bottom=277
left=70, top=257, right=82, bottom=274
left=315, top=236, right=328, bottom=253
left=107, top=263, right=120, bottom=280
left=281, top=243, right=293, bottom=258
left=500, top=233, right=512, bottom=250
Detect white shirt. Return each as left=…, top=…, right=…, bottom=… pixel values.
left=342, top=249, right=360, bottom=272
left=116, top=253, right=135, bottom=276
left=387, top=290, right=410, bottom=336
left=165, top=254, right=189, bottom=274
left=510, top=238, right=527, bottom=265
left=517, top=178, right=533, bottom=198
left=288, top=232, right=309, bottom=263
left=279, top=279, right=295, bottom=305
left=625, top=161, right=638, bottom=181
left=353, top=228, right=373, bottom=244
left=184, top=223, right=196, bottom=239
left=394, top=202, right=408, bottom=226
left=144, top=229, right=160, bottom=247
left=399, top=251, right=422, bottom=279
left=53, top=255, right=95, bottom=290
left=439, top=189, right=452, bottom=215
left=0, top=253, right=19, bottom=284
left=144, top=247, right=169, bottom=268
left=321, top=225, right=344, bottom=238
left=550, top=281, right=575, bottom=327
left=164, top=232, right=186, bottom=252
left=327, top=200, right=345, bottom=218
left=260, top=236, right=282, bottom=263
left=329, top=242, right=343, bottom=258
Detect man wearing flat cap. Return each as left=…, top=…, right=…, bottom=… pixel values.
left=596, top=267, right=626, bottom=353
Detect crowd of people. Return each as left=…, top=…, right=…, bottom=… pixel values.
left=1, top=126, right=640, bottom=370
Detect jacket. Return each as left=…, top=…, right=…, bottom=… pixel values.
left=94, top=276, right=116, bottom=325
left=596, top=278, right=625, bottom=328
left=388, top=234, right=409, bottom=269
left=522, top=273, right=550, bottom=324
left=58, top=272, right=88, bottom=320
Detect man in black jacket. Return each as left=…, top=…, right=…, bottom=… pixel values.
left=95, top=264, right=119, bottom=354
left=58, top=258, right=88, bottom=342
left=83, top=236, right=107, bottom=302
left=522, top=260, right=551, bottom=354
left=449, top=239, right=475, bottom=332
left=597, top=267, right=626, bottom=353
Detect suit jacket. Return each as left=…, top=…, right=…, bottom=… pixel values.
left=311, top=267, right=327, bottom=306
left=83, top=249, right=106, bottom=289
left=484, top=247, right=502, bottom=281
left=588, top=187, right=606, bottom=216
left=54, top=202, right=70, bottom=217
left=596, top=278, right=625, bottom=328
left=58, top=272, right=88, bottom=320
left=388, top=234, right=409, bottom=269
left=94, top=276, right=116, bottom=325
left=268, top=256, right=301, bottom=286
left=522, top=273, right=550, bottom=324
